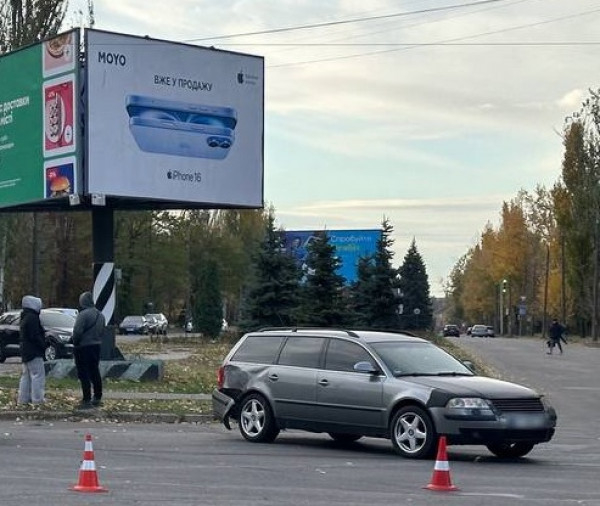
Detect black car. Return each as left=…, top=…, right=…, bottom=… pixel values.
left=443, top=324, right=460, bottom=337
left=0, top=309, right=75, bottom=362
left=119, top=315, right=149, bottom=335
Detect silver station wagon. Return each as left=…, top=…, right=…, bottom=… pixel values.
left=212, top=328, right=556, bottom=459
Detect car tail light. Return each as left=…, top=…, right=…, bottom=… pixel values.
left=217, top=366, right=225, bottom=389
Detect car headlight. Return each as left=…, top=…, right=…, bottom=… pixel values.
left=447, top=398, right=491, bottom=409
left=445, top=397, right=495, bottom=418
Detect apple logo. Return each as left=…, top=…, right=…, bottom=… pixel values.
left=237, top=70, right=244, bottom=84
left=167, top=171, right=172, bottom=180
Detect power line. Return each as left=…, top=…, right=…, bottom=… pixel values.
left=184, top=0, right=514, bottom=43
left=267, top=7, right=600, bottom=68
left=213, top=42, right=600, bottom=47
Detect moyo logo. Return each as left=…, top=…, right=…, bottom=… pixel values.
left=98, top=51, right=127, bottom=66
left=167, top=170, right=201, bottom=183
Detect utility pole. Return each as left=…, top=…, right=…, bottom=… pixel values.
left=500, top=279, right=507, bottom=336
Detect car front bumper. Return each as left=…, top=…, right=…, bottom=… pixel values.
left=430, top=406, right=557, bottom=445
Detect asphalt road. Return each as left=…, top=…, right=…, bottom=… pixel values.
left=0, top=336, right=598, bottom=505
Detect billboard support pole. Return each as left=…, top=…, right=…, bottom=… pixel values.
left=91, top=206, right=121, bottom=360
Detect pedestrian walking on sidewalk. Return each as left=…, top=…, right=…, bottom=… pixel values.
left=73, top=291, right=106, bottom=409
left=547, top=318, right=567, bottom=355
left=17, top=295, right=46, bottom=404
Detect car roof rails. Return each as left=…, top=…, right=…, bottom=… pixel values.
left=256, top=327, right=360, bottom=338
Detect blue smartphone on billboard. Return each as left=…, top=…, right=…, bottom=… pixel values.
left=125, top=95, right=238, bottom=159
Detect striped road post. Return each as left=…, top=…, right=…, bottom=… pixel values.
left=93, top=262, right=115, bottom=326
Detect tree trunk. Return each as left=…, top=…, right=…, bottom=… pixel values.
left=542, top=244, right=549, bottom=339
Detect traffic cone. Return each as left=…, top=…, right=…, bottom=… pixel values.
left=424, top=436, right=459, bottom=492
left=69, top=433, right=108, bottom=493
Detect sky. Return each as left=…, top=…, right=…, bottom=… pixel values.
left=66, top=0, right=600, bottom=296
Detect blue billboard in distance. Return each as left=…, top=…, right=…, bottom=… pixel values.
left=283, top=229, right=381, bottom=284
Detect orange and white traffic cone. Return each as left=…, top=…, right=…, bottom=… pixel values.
left=424, top=436, right=458, bottom=492
left=69, top=433, right=108, bottom=493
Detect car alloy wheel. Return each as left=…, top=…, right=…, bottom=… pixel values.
left=238, top=393, right=279, bottom=443
left=391, top=405, right=437, bottom=459
left=44, top=344, right=57, bottom=361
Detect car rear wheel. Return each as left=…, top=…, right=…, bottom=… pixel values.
left=391, top=405, right=437, bottom=459
left=44, top=344, right=57, bottom=361
left=328, top=433, right=362, bottom=443
left=486, top=442, right=534, bottom=458
left=238, top=393, right=279, bottom=443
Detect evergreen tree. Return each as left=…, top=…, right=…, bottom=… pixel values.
left=350, top=218, right=400, bottom=329
left=398, top=239, right=433, bottom=330
left=298, top=231, right=348, bottom=326
left=240, top=213, right=300, bottom=330
left=192, top=259, right=223, bottom=339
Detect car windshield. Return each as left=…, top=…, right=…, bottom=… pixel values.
left=123, top=316, right=143, bottom=324
left=40, top=311, right=75, bottom=328
left=370, top=341, right=473, bottom=377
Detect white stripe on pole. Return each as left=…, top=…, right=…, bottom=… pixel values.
left=93, top=262, right=115, bottom=325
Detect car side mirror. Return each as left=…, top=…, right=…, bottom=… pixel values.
left=462, top=360, right=475, bottom=372
left=354, top=361, right=380, bottom=375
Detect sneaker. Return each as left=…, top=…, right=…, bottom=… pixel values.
left=76, top=401, right=93, bottom=410
left=91, top=398, right=103, bottom=407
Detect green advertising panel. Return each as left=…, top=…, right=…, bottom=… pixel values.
left=0, top=30, right=79, bottom=209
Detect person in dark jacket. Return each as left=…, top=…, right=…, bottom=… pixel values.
left=18, top=295, right=46, bottom=404
left=547, top=318, right=567, bottom=355
left=73, top=291, right=106, bottom=409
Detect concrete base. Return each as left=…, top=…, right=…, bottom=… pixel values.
left=45, top=359, right=164, bottom=381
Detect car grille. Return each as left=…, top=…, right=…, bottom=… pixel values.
left=491, top=398, right=544, bottom=413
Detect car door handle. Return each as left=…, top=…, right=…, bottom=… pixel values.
left=268, top=373, right=279, bottom=381
left=318, top=379, right=329, bottom=386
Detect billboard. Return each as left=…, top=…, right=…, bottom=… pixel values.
left=0, top=30, right=80, bottom=208
left=283, top=229, right=381, bottom=284
left=85, top=30, right=264, bottom=207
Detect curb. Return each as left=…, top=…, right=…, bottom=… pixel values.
left=0, top=410, right=215, bottom=424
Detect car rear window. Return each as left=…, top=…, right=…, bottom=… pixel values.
left=231, top=335, right=285, bottom=364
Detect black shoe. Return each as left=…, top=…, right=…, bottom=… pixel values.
left=91, top=398, right=103, bottom=407
left=76, top=401, right=93, bottom=410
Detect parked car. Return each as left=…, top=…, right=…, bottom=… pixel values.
left=184, top=318, right=228, bottom=333
left=442, top=324, right=460, bottom=337
left=0, top=309, right=75, bottom=362
left=470, top=324, right=489, bottom=337
left=118, top=315, right=149, bottom=335
left=212, top=327, right=557, bottom=459
left=144, top=315, right=159, bottom=334
left=46, top=307, right=79, bottom=318
left=145, top=313, right=168, bottom=335
left=486, top=326, right=495, bottom=337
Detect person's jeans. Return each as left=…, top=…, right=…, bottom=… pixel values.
left=18, top=357, right=46, bottom=404
left=74, top=344, right=102, bottom=402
